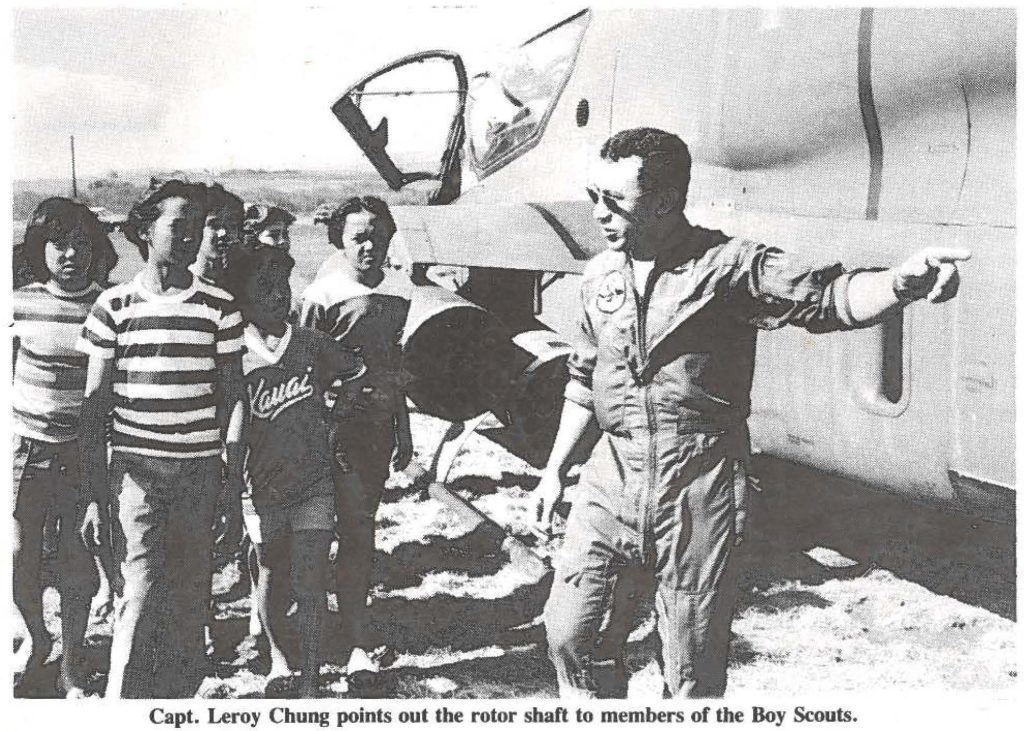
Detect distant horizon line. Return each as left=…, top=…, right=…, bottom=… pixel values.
left=15, top=165, right=376, bottom=184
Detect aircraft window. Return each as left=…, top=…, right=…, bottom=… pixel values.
left=351, top=56, right=464, bottom=181
left=468, top=10, right=589, bottom=176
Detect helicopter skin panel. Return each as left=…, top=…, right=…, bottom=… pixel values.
left=392, top=201, right=606, bottom=274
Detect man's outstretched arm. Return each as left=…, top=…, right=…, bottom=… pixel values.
left=737, top=242, right=972, bottom=332
left=845, top=247, right=971, bottom=325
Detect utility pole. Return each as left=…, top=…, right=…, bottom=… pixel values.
left=70, top=135, right=78, bottom=198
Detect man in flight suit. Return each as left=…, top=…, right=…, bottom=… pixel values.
left=532, top=127, right=969, bottom=698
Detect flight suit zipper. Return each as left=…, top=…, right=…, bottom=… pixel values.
left=629, top=260, right=659, bottom=559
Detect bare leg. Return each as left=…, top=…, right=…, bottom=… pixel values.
left=254, top=537, right=292, bottom=679
left=292, top=530, right=331, bottom=697
left=248, top=540, right=262, bottom=637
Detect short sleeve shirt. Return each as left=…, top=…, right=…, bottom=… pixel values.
left=77, top=273, right=244, bottom=458
left=299, top=270, right=410, bottom=423
left=243, top=325, right=364, bottom=508
left=12, top=281, right=105, bottom=442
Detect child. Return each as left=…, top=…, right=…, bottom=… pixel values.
left=188, top=182, right=245, bottom=655
left=241, top=204, right=298, bottom=325
left=14, top=214, right=117, bottom=290
left=241, top=203, right=295, bottom=252
left=223, top=236, right=365, bottom=697
left=237, top=203, right=297, bottom=632
left=77, top=180, right=248, bottom=698
left=12, top=198, right=107, bottom=697
left=191, top=182, right=245, bottom=286
left=300, top=196, right=412, bottom=676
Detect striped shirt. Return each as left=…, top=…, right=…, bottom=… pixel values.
left=77, top=273, right=244, bottom=458
left=12, top=281, right=105, bottom=443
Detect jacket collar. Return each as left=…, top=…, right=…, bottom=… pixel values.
left=653, top=224, right=730, bottom=273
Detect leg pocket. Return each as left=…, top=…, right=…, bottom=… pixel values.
left=656, top=442, right=734, bottom=593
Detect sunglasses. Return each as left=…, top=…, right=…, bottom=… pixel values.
left=586, top=185, right=657, bottom=212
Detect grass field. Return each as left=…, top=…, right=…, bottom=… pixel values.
left=12, top=169, right=424, bottom=222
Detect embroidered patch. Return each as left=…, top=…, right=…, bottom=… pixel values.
left=595, top=271, right=627, bottom=314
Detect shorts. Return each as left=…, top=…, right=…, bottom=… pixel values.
left=243, top=481, right=335, bottom=544
left=12, top=434, right=82, bottom=518
left=12, top=434, right=98, bottom=596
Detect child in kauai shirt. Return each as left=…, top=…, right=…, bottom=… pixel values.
left=223, top=238, right=365, bottom=697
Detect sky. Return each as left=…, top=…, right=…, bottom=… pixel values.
left=11, top=2, right=574, bottom=179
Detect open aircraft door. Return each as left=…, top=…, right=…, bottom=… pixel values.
left=332, top=51, right=468, bottom=205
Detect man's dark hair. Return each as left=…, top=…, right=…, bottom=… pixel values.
left=324, top=196, right=396, bottom=249
left=20, top=197, right=115, bottom=284
left=222, top=243, right=295, bottom=309
left=600, top=127, right=692, bottom=204
left=122, top=179, right=209, bottom=261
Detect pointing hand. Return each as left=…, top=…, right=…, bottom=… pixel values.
left=892, top=247, right=971, bottom=304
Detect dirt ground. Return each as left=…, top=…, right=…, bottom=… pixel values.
left=14, top=410, right=1016, bottom=699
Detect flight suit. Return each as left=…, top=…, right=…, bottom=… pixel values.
left=544, top=225, right=867, bottom=698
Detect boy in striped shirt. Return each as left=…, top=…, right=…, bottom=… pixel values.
left=77, top=181, right=248, bottom=698
left=12, top=198, right=107, bottom=696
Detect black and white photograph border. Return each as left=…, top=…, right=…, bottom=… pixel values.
left=2, top=0, right=1019, bottom=727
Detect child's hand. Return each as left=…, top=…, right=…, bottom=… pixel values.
left=79, top=500, right=106, bottom=553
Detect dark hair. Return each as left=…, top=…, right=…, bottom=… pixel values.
left=20, top=197, right=115, bottom=284
left=600, top=127, right=692, bottom=204
left=206, top=183, right=244, bottom=221
left=324, top=196, right=396, bottom=249
left=122, top=179, right=209, bottom=261
left=222, top=243, right=295, bottom=308
left=242, top=204, right=296, bottom=248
